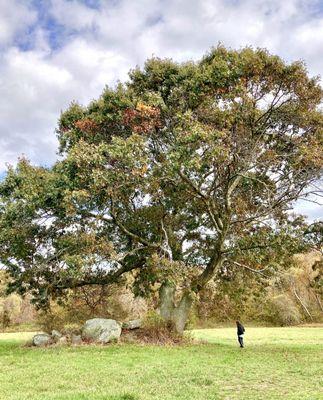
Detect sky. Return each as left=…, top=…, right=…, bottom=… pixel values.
left=0, top=0, right=322, bottom=220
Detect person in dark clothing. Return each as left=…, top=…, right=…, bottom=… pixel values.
left=236, top=320, right=245, bottom=348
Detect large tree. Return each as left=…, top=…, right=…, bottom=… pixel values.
left=1, top=47, right=322, bottom=332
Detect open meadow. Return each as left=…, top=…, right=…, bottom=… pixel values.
left=0, top=327, right=322, bottom=400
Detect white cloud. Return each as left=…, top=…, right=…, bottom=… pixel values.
left=0, top=0, right=322, bottom=219
left=0, top=0, right=36, bottom=45
left=0, top=47, right=71, bottom=168
left=0, top=36, right=131, bottom=169
left=52, top=38, right=129, bottom=90
left=294, top=198, right=322, bottom=222
left=49, top=0, right=98, bottom=31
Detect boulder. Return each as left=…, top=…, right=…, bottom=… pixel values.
left=122, top=319, right=141, bottom=330
left=32, top=333, right=52, bottom=347
left=71, top=334, right=82, bottom=345
left=81, top=318, right=121, bottom=344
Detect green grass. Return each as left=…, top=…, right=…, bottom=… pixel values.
left=0, top=327, right=322, bottom=400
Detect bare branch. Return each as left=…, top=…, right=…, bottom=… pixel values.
left=161, top=218, right=173, bottom=261
left=229, top=260, right=270, bottom=277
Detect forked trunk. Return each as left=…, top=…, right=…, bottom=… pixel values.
left=158, top=253, right=224, bottom=333
left=172, top=291, right=194, bottom=333
left=158, top=282, right=194, bottom=334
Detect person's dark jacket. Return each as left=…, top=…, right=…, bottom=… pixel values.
left=237, top=322, right=245, bottom=336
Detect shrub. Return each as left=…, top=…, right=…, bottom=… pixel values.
left=36, top=281, right=148, bottom=333
left=134, top=311, right=190, bottom=345
left=264, top=294, right=302, bottom=326
left=36, top=304, right=74, bottom=333
left=1, top=310, right=11, bottom=328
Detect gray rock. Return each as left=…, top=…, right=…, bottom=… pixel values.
left=122, top=319, right=141, bottom=330
left=51, top=330, right=62, bottom=341
left=71, top=334, right=82, bottom=345
left=32, top=333, right=52, bottom=347
left=82, top=318, right=121, bottom=344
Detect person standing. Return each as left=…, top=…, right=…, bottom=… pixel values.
left=236, top=320, right=245, bottom=348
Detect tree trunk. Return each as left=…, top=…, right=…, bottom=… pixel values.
left=159, top=282, right=176, bottom=321
left=158, top=282, right=194, bottom=334
left=172, top=291, right=194, bottom=333
left=158, top=252, right=224, bottom=333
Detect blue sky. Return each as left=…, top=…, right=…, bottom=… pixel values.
left=0, top=0, right=322, bottom=220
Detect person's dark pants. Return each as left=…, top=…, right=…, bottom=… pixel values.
left=238, top=335, right=244, bottom=348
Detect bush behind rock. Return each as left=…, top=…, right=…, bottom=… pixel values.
left=135, top=311, right=191, bottom=345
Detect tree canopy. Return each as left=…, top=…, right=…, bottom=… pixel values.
left=0, top=46, right=322, bottom=331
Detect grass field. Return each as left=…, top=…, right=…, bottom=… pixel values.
left=0, top=327, right=322, bottom=400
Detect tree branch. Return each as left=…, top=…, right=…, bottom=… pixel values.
left=109, top=200, right=160, bottom=250
left=56, top=257, right=144, bottom=290
left=229, top=260, right=270, bottom=277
